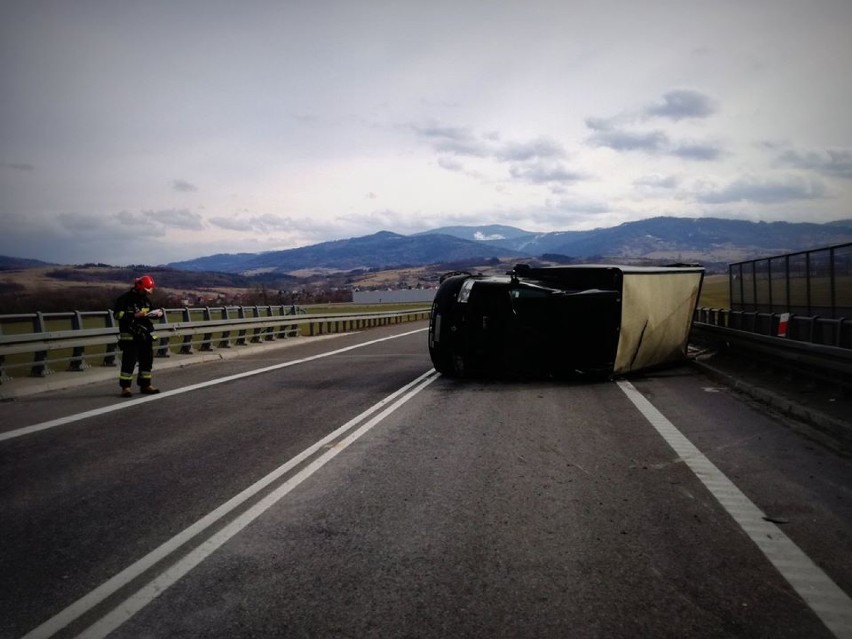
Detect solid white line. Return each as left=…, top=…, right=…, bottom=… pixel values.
left=1, top=328, right=427, bottom=443
left=77, top=370, right=439, bottom=639
left=23, top=368, right=439, bottom=639
left=617, top=379, right=852, bottom=639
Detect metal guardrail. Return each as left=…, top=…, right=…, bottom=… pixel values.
left=692, top=307, right=852, bottom=384
left=0, top=305, right=431, bottom=382
left=4, top=303, right=846, bottom=387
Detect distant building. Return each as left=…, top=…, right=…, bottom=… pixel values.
left=353, top=288, right=436, bottom=304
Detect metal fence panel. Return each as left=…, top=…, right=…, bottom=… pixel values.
left=731, top=242, right=852, bottom=319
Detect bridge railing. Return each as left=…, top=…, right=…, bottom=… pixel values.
left=0, top=305, right=431, bottom=382
left=692, top=306, right=852, bottom=386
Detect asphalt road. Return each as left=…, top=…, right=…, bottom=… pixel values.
left=1, top=321, right=850, bottom=638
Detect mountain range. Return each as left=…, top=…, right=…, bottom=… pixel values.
left=167, top=216, right=852, bottom=275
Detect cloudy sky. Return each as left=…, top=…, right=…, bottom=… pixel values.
left=2, top=0, right=851, bottom=265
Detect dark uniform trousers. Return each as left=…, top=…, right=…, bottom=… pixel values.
left=119, top=336, right=155, bottom=389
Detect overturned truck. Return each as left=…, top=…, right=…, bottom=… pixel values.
left=428, top=263, right=704, bottom=379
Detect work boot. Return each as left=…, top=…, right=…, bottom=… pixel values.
left=120, top=388, right=132, bottom=398
left=140, top=386, right=160, bottom=395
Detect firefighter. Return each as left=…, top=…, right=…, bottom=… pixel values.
left=113, top=275, right=163, bottom=397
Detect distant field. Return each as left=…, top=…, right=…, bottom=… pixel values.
left=1, top=264, right=735, bottom=313
left=304, top=302, right=431, bottom=314
left=698, top=274, right=729, bottom=308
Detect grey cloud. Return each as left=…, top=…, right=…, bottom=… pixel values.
left=414, top=124, right=474, bottom=140
left=776, top=149, right=852, bottom=179
left=252, top=214, right=298, bottom=231
left=635, top=174, right=680, bottom=189
left=585, top=90, right=722, bottom=158
left=146, top=209, right=205, bottom=230
left=414, top=122, right=568, bottom=163
left=437, top=156, right=465, bottom=171
left=695, top=176, right=827, bottom=204
left=413, top=124, right=491, bottom=157
left=587, top=89, right=717, bottom=129
left=57, top=211, right=167, bottom=242
left=58, top=212, right=102, bottom=232
left=584, top=117, right=614, bottom=132
left=509, top=161, right=584, bottom=184
left=172, top=179, right=199, bottom=192
left=588, top=127, right=670, bottom=152
left=117, top=209, right=200, bottom=231
left=2, top=162, right=35, bottom=171
left=549, top=198, right=610, bottom=215
left=115, top=210, right=151, bottom=227
left=434, top=137, right=492, bottom=157
left=495, top=138, right=566, bottom=162
left=209, top=214, right=298, bottom=233
left=209, top=216, right=254, bottom=231
left=756, top=139, right=786, bottom=152
left=586, top=118, right=723, bottom=159
left=672, top=142, right=724, bottom=161
left=643, top=90, right=717, bottom=121
left=416, top=122, right=581, bottom=186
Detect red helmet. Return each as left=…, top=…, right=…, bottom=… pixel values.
left=134, top=275, right=155, bottom=292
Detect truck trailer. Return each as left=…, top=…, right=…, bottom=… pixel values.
left=428, top=263, right=705, bottom=379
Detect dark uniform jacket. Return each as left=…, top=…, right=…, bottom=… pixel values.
left=113, top=289, right=157, bottom=341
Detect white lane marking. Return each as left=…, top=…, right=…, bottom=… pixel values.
left=617, top=379, right=852, bottom=639
left=1, top=328, right=427, bottom=443
left=23, top=369, right=439, bottom=639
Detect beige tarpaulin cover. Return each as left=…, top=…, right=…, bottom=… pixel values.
left=614, top=269, right=703, bottom=374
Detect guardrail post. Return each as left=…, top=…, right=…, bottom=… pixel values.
left=0, top=322, right=9, bottom=382
left=180, top=308, right=194, bottom=354
left=0, top=305, right=431, bottom=386
left=789, top=315, right=816, bottom=343
left=200, top=307, right=214, bottom=351
left=103, top=312, right=119, bottom=366
left=234, top=307, right=248, bottom=345
left=68, top=311, right=90, bottom=371
left=218, top=307, right=232, bottom=348
left=839, top=318, right=850, bottom=349
left=30, top=312, right=54, bottom=377
left=155, top=311, right=171, bottom=357
left=264, top=306, right=276, bottom=341
left=251, top=306, right=263, bottom=343
left=272, top=306, right=290, bottom=339
left=280, top=306, right=295, bottom=338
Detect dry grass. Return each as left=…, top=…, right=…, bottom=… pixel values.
left=1, top=262, right=737, bottom=313
left=698, top=274, right=730, bottom=308
left=0, top=267, right=253, bottom=309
